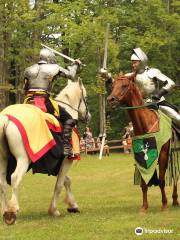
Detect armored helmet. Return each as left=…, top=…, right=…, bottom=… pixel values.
left=130, top=48, right=148, bottom=71
left=39, top=48, right=56, bottom=64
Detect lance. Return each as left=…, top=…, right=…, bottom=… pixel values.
left=41, top=43, right=85, bottom=66
left=99, top=23, right=110, bottom=160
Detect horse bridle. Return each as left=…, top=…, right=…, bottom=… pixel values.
left=111, top=79, right=131, bottom=103
left=111, top=79, right=158, bottom=110
left=56, top=85, right=89, bottom=122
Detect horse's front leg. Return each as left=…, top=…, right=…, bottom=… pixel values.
left=140, top=178, right=148, bottom=213
left=48, top=158, right=73, bottom=217
left=64, top=175, right=79, bottom=213
left=172, top=183, right=179, bottom=206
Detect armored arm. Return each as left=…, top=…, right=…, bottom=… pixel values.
left=99, top=68, right=113, bottom=81
left=59, top=60, right=81, bottom=80
left=148, top=68, right=175, bottom=100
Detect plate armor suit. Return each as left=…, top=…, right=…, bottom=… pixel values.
left=128, top=48, right=180, bottom=127
left=24, top=48, right=81, bottom=155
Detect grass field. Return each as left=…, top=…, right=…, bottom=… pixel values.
left=0, top=153, right=180, bottom=240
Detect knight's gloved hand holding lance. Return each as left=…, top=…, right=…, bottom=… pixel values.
left=99, top=68, right=114, bottom=95
left=23, top=47, right=82, bottom=156
left=100, top=47, right=180, bottom=127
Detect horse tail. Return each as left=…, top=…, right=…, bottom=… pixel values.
left=0, top=115, right=9, bottom=134
left=0, top=116, right=20, bottom=185
left=0, top=115, right=9, bottom=155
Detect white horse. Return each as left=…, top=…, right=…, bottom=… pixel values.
left=48, top=79, right=91, bottom=217
left=0, top=78, right=90, bottom=224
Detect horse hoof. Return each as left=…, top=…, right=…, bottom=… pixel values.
left=3, top=212, right=16, bottom=225
left=67, top=208, right=80, bottom=213
left=139, top=207, right=147, bottom=214
left=48, top=208, right=61, bottom=217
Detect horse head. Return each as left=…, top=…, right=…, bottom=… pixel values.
left=107, top=75, right=136, bottom=109
left=55, top=78, right=91, bottom=122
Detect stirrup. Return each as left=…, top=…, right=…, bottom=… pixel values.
left=64, top=146, right=73, bottom=156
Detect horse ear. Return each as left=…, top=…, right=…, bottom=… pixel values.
left=67, top=79, right=72, bottom=85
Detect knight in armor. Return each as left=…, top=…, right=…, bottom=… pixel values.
left=128, top=47, right=180, bottom=127
left=24, top=48, right=81, bottom=156
left=100, top=48, right=180, bottom=127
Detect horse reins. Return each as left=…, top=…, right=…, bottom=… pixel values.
left=56, top=99, right=79, bottom=113
left=112, top=78, right=158, bottom=110
left=55, top=86, right=89, bottom=122
left=118, top=102, right=158, bottom=110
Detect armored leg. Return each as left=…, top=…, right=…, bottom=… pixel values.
left=63, top=119, right=76, bottom=156
left=159, top=105, right=180, bottom=127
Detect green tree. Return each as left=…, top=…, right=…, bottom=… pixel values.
left=0, top=0, right=179, bottom=138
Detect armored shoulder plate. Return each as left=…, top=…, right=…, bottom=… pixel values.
left=147, top=68, right=175, bottom=91
left=146, top=68, right=161, bottom=79
left=24, top=64, right=40, bottom=80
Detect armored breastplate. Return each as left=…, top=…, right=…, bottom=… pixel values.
left=25, top=63, right=60, bottom=91
left=135, top=70, right=157, bottom=98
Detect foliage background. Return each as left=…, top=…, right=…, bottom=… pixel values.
left=0, top=0, right=179, bottom=138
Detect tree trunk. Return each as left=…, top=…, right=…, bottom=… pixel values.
left=0, top=19, right=11, bottom=109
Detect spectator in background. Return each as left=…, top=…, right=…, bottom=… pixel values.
left=83, top=127, right=92, bottom=139
left=96, top=136, right=101, bottom=149
left=122, top=125, right=132, bottom=154
left=83, top=127, right=94, bottom=150
left=80, top=137, right=85, bottom=152
left=128, top=122, right=134, bottom=137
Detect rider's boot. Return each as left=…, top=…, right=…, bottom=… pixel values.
left=63, top=119, right=76, bottom=156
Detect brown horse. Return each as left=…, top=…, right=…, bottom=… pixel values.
left=107, top=75, right=179, bottom=212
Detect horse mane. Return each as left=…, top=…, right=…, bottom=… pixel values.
left=115, top=73, right=135, bottom=82
left=114, top=73, right=144, bottom=105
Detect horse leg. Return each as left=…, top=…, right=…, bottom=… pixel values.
left=48, top=158, right=73, bottom=217
left=8, top=157, right=29, bottom=213
left=0, top=116, right=9, bottom=215
left=159, top=178, right=167, bottom=211
left=0, top=156, right=8, bottom=215
left=140, top=178, right=148, bottom=213
left=158, top=142, right=169, bottom=211
left=64, top=175, right=79, bottom=213
left=172, top=183, right=179, bottom=206
left=107, top=147, right=110, bottom=156
left=3, top=122, right=30, bottom=224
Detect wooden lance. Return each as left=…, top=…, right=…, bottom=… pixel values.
left=99, top=23, right=110, bottom=160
